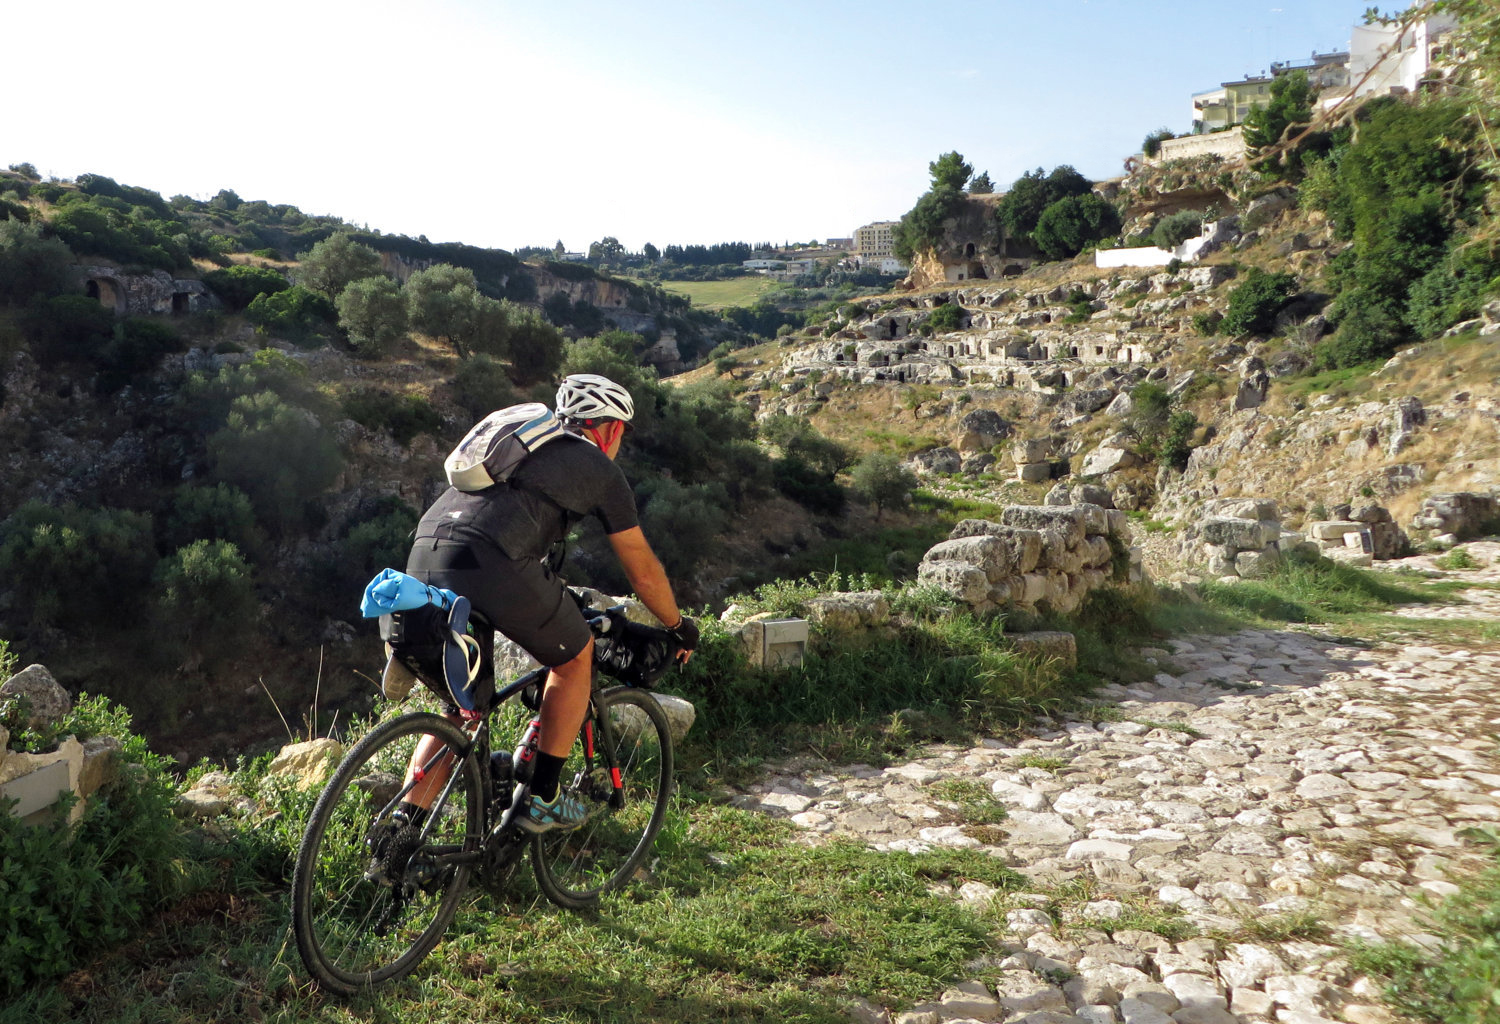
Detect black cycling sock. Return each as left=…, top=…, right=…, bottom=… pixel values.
left=530, top=752, right=566, bottom=803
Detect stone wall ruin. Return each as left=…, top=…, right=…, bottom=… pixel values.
left=918, top=504, right=1139, bottom=618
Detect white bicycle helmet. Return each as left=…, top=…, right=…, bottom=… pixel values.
left=555, top=373, right=634, bottom=423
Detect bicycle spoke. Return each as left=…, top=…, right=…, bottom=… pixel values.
left=292, top=713, right=483, bottom=993
left=531, top=687, right=674, bottom=908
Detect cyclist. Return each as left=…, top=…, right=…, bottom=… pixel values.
left=388, top=373, right=698, bottom=834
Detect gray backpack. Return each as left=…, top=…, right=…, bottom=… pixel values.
left=443, top=403, right=568, bottom=491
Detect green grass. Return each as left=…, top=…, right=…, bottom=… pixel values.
left=931, top=778, right=1008, bottom=825
left=662, top=277, right=778, bottom=309
left=1345, top=829, right=1500, bottom=1024
left=6, top=807, right=1028, bottom=1024
left=1435, top=547, right=1483, bottom=571
left=1010, top=754, right=1068, bottom=772
left=1195, top=556, right=1442, bottom=625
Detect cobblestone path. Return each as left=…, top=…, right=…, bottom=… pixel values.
left=731, top=549, right=1500, bottom=1024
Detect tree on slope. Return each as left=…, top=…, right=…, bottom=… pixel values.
left=296, top=231, right=383, bottom=299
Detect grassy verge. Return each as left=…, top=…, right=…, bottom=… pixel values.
left=1190, top=556, right=1443, bottom=627
left=1347, top=831, right=1500, bottom=1024
left=6, top=804, right=1027, bottom=1024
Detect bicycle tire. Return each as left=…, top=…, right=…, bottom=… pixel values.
left=291, top=712, right=484, bottom=993
left=531, top=686, right=674, bottom=909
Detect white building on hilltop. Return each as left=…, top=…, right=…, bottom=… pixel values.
left=1327, top=9, right=1458, bottom=107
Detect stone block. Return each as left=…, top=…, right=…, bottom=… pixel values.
left=740, top=617, right=808, bottom=670
left=0, top=736, right=84, bottom=823
left=806, top=592, right=890, bottom=631
left=1082, top=535, right=1114, bottom=569
left=1018, top=462, right=1052, bottom=483
left=1323, top=548, right=1373, bottom=568
left=1234, top=546, right=1282, bottom=579
left=1199, top=517, right=1264, bottom=551
left=1002, top=506, right=1088, bottom=548
left=1203, top=498, right=1278, bottom=521
left=949, top=521, right=1045, bottom=573
left=1079, top=504, right=1110, bottom=537
left=918, top=560, right=991, bottom=606
left=925, top=535, right=1017, bottom=581
left=78, top=735, right=123, bottom=798
left=1107, top=509, right=1131, bottom=538
left=1013, top=438, right=1053, bottom=464
left=1306, top=520, right=1362, bottom=541
left=1082, top=447, right=1141, bottom=476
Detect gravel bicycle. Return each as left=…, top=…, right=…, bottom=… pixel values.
left=290, top=607, right=678, bottom=994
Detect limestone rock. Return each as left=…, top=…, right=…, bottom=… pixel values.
left=806, top=592, right=890, bottom=632
left=1, top=665, right=72, bottom=729
left=1083, top=447, right=1141, bottom=476
left=268, top=737, right=345, bottom=791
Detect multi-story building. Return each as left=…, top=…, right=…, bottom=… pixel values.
left=853, top=221, right=897, bottom=263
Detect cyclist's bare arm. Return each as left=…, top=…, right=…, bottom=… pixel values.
left=607, top=526, right=693, bottom=662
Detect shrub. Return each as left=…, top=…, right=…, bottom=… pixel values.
left=1221, top=267, right=1296, bottom=336
left=153, top=539, right=256, bottom=664
left=926, top=302, right=964, bottom=332
left=246, top=284, right=337, bottom=347
left=1142, top=128, right=1176, bottom=158
left=450, top=353, right=517, bottom=419
left=20, top=293, right=114, bottom=366
left=341, top=498, right=420, bottom=588
left=1031, top=194, right=1122, bottom=260
left=0, top=695, right=193, bottom=996
left=163, top=482, right=263, bottom=559
left=1152, top=210, right=1202, bottom=250
left=341, top=388, right=442, bottom=445
left=97, top=316, right=185, bottom=391
left=1320, top=286, right=1405, bottom=368
left=202, top=265, right=290, bottom=311
left=1405, top=238, right=1500, bottom=338
left=0, top=221, right=75, bottom=305
left=1192, top=310, right=1223, bottom=336
left=207, top=391, right=344, bottom=534
left=0, top=503, right=157, bottom=633
left=637, top=479, right=731, bottom=579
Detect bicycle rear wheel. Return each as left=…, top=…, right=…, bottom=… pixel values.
left=531, top=686, right=674, bottom=909
left=291, top=712, right=483, bottom=994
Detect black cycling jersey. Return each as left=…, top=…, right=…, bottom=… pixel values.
left=413, top=434, right=639, bottom=561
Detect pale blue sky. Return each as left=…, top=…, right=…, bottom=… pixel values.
left=8, top=0, right=1367, bottom=253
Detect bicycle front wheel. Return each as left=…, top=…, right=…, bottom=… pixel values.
left=531, top=686, right=674, bottom=909
left=291, top=712, right=484, bottom=994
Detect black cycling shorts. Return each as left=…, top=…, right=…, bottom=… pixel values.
left=405, top=538, right=592, bottom=669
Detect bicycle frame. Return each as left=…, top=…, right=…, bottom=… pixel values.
left=369, top=663, right=632, bottom=878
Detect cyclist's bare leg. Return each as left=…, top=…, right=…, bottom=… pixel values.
left=538, top=644, right=592, bottom=757
left=401, top=713, right=462, bottom=811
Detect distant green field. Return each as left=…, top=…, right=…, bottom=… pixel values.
left=662, top=276, right=775, bottom=309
